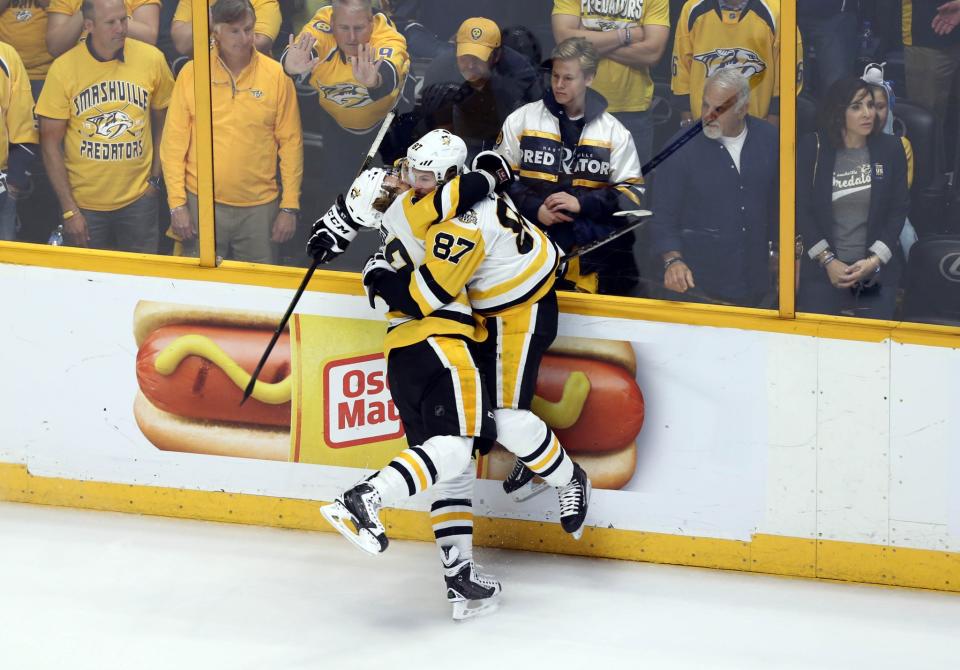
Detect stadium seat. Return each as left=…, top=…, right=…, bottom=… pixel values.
left=899, top=235, right=960, bottom=325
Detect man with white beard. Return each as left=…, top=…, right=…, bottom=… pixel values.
left=648, top=68, right=780, bottom=308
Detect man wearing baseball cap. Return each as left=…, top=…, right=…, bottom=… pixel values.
left=419, top=16, right=542, bottom=160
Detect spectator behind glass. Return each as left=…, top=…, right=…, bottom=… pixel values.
left=419, top=17, right=542, bottom=161
left=649, top=69, right=779, bottom=308
left=796, top=77, right=909, bottom=320
left=0, top=41, right=39, bottom=241
left=170, top=0, right=280, bottom=56
left=496, top=37, right=644, bottom=296
left=37, top=0, right=174, bottom=253
left=797, top=0, right=858, bottom=98
left=0, top=0, right=54, bottom=94
left=161, top=0, right=303, bottom=265
left=902, top=0, right=960, bottom=174
left=863, top=61, right=919, bottom=259
left=551, top=0, right=670, bottom=167
left=282, top=0, right=408, bottom=134
left=672, top=0, right=781, bottom=126
left=46, top=0, right=159, bottom=57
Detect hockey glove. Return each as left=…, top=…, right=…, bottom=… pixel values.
left=306, top=194, right=359, bottom=264
left=361, top=250, right=395, bottom=309
left=471, top=151, right=515, bottom=193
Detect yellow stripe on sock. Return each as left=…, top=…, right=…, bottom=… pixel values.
left=430, top=512, right=474, bottom=525
left=397, top=452, right=428, bottom=492
left=529, top=437, right=560, bottom=473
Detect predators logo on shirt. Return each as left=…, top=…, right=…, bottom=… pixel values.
left=83, top=107, right=140, bottom=140
left=693, top=47, right=767, bottom=79
left=318, top=82, right=374, bottom=108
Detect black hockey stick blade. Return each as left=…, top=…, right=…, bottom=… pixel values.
left=563, top=210, right=653, bottom=260
left=241, top=259, right=318, bottom=405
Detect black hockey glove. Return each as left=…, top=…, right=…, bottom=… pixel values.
left=306, top=194, right=359, bottom=264
left=361, top=250, right=395, bottom=309
left=471, top=151, right=515, bottom=193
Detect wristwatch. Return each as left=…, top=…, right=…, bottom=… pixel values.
left=147, top=175, right=162, bottom=191
left=280, top=207, right=300, bottom=215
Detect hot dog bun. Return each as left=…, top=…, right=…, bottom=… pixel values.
left=486, top=442, right=637, bottom=491
left=134, top=391, right=288, bottom=461
left=134, top=301, right=283, bottom=347
left=548, top=336, right=637, bottom=376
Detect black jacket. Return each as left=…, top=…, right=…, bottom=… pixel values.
left=796, top=131, right=909, bottom=272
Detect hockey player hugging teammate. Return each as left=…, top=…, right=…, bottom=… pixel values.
left=307, top=129, right=591, bottom=619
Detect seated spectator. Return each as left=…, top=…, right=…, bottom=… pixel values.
left=797, top=0, right=858, bottom=98
left=419, top=17, right=542, bottom=160
left=496, top=37, right=644, bottom=296
left=649, top=69, right=779, bottom=308
left=161, top=0, right=302, bottom=264
left=862, top=61, right=919, bottom=258
left=552, top=0, right=670, bottom=166
left=171, top=0, right=280, bottom=56
left=672, top=0, right=781, bottom=125
left=0, top=41, right=39, bottom=241
left=37, top=0, right=173, bottom=253
left=282, top=0, right=408, bottom=134
left=46, top=0, right=160, bottom=58
left=796, top=76, right=909, bottom=320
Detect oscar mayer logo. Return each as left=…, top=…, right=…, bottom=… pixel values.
left=323, top=353, right=404, bottom=448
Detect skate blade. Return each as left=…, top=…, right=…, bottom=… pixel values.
left=320, top=501, right=384, bottom=556
left=568, top=479, right=593, bottom=541
left=511, top=480, right=550, bottom=503
left=452, top=597, right=499, bottom=621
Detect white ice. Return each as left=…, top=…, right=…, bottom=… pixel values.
left=1, top=501, right=957, bottom=670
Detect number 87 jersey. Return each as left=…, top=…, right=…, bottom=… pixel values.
left=378, top=181, right=562, bottom=351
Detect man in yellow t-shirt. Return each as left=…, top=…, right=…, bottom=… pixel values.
left=161, top=0, right=303, bottom=265
left=46, top=0, right=159, bottom=57
left=283, top=0, right=409, bottom=133
left=170, top=0, right=280, bottom=56
left=552, top=0, right=670, bottom=166
left=37, top=0, right=173, bottom=253
left=0, top=41, right=40, bottom=240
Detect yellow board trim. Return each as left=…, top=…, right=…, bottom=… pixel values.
left=191, top=0, right=216, bottom=268
left=1, top=463, right=957, bottom=593
left=779, top=1, right=797, bottom=320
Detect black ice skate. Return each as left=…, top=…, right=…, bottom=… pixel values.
left=441, top=546, right=501, bottom=621
left=502, top=458, right=550, bottom=502
left=558, top=463, right=592, bottom=540
left=320, top=482, right=389, bottom=555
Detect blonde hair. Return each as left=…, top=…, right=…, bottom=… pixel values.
left=550, top=37, right=599, bottom=78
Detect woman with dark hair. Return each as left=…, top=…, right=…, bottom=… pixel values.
left=796, top=76, right=909, bottom=319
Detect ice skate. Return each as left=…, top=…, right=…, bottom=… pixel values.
left=502, top=458, right=550, bottom=502
left=320, top=482, right=389, bottom=555
left=441, top=546, right=501, bottom=621
left=558, top=463, right=591, bottom=540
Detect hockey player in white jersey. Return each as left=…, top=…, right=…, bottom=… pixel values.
left=307, top=131, right=591, bottom=621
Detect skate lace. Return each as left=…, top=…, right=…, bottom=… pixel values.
left=470, top=562, right=499, bottom=589
left=508, top=459, right=527, bottom=482
left=558, top=480, right=582, bottom=517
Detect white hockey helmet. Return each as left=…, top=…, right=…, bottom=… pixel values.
left=404, top=129, right=468, bottom=186
left=344, top=167, right=397, bottom=229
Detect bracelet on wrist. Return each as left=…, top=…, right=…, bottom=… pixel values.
left=663, top=256, right=684, bottom=270
left=819, top=252, right=837, bottom=267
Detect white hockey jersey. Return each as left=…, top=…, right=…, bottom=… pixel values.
left=376, top=173, right=560, bottom=355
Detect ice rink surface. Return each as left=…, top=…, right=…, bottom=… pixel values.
left=1, top=501, right=957, bottom=670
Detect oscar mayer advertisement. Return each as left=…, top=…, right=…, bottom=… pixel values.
left=132, top=300, right=645, bottom=489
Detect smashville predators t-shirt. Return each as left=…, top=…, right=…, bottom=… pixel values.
left=36, top=38, right=174, bottom=211
left=552, top=0, right=671, bottom=113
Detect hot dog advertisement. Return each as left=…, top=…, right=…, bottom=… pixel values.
left=133, top=301, right=645, bottom=489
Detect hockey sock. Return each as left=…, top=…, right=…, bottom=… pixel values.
left=369, top=435, right=473, bottom=504
left=495, top=409, right=573, bottom=487
left=430, top=499, right=474, bottom=561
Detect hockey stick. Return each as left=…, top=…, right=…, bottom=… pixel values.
left=560, top=90, right=741, bottom=261
left=241, top=111, right=397, bottom=405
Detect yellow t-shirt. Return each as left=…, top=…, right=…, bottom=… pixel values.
left=0, top=2, right=52, bottom=79
left=36, top=38, right=174, bottom=211
left=160, top=48, right=303, bottom=209
left=0, top=41, right=39, bottom=172
left=552, top=0, right=670, bottom=113
left=173, top=0, right=282, bottom=41
left=47, top=0, right=160, bottom=50
left=296, top=6, right=409, bottom=132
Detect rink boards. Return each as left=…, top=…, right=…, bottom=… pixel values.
left=2, top=258, right=959, bottom=593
